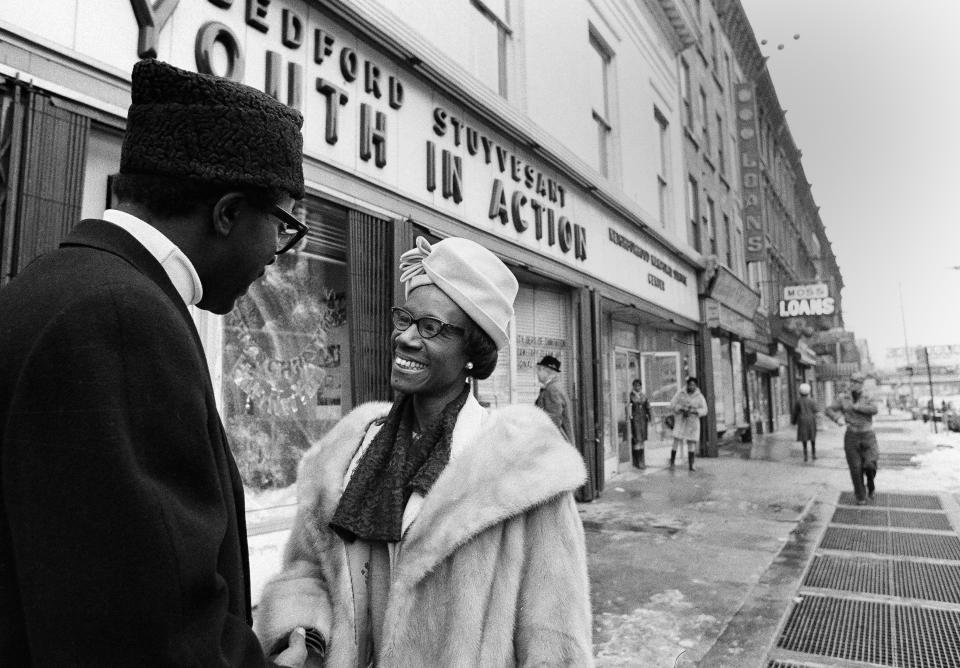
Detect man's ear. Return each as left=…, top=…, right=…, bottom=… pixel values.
left=210, top=192, right=247, bottom=238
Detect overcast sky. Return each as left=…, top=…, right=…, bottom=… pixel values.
left=738, top=0, right=960, bottom=367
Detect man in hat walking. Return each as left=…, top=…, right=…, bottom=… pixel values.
left=0, top=60, right=308, bottom=666
left=536, top=355, right=573, bottom=442
left=826, top=371, right=879, bottom=504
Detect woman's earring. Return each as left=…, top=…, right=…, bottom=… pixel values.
left=465, top=362, right=474, bottom=371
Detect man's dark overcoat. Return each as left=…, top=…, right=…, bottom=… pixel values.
left=0, top=220, right=268, bottom=666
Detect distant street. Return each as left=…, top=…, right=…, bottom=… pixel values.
left=582, top=414, right=959, bottom=666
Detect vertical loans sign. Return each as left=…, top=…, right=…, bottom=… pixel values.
left=735, top=84, right=765, bottom=262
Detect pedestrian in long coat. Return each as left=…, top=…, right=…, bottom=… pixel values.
left=255, top=237, right=593, bottom=667
left=629, top=379, right=652, bottom=468
left=669, top=377, right=708, bottom=471
left=0, top=60, right=308, bottom=666
left=792, top=383, right=818, bottom=462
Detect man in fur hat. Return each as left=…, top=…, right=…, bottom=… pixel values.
left=0, top=59, right=308, bottom=666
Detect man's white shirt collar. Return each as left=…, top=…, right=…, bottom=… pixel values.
left=101, top=209, right=203, bottom=306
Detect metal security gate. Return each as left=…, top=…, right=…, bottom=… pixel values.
left=1, top=80, right=89, bottom=285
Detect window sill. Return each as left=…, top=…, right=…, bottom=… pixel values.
left=683, top=126, right=700, bottom=150
left=712, top=71, right=724, bottom=92
left=719, top=173, right=731, bottom=191
left=703, top=154, right=716, bottom=172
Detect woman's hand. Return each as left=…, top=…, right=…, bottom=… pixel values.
left=273, top=628, right=308, bottom=668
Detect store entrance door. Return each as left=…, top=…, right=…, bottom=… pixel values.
left=641, top=352, right=681, bottom=447
left=613, top=348, right=641, bottom=470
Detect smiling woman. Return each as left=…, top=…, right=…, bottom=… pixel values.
left=256, top=236, right=595, bottom=667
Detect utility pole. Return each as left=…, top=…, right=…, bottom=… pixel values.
left=898, top=283, right=914, bottom=402
left=923, top=346, right=937, bottom=434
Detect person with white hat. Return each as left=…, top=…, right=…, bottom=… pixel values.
left=256, top=236, right=594, bottom=666
left=826, top=371, right=879, bottom=504
left=791, top=383, right=819, bottom=462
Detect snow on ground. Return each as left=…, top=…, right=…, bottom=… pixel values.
left=881, top=427, right=960, bottom=494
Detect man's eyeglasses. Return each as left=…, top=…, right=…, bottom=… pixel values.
left=391, top=306, right=465, bottom=339
left=271, top=205, right=309, bottom=255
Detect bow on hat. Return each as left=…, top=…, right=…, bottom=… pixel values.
left=399, top=236, right=433, bottom=294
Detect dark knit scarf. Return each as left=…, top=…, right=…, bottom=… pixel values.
left=330, top=385, right=471, bottom=543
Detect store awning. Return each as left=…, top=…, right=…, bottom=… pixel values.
left=747, top=351, right=781, bottom=374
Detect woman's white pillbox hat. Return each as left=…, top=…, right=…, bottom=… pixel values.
left=399, top=236, right=518, bottom=349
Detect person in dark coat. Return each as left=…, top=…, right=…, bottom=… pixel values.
left=791, top=382, right=819, bottom=462
left=0, top=59, right=309, bottom=667
left=535, top=355, right=574, bottom=441
left=629, top=378, right=652, bottom=468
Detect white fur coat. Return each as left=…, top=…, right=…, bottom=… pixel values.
left=255, top=398, right=594, bottom=667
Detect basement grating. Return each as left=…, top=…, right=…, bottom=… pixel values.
left=832, top=507, right=888, bottom=527
left=890, top=532, right=960, bottom=561
left=803, top=554, right=887, bottom=595
left=766, top=662, right=817, bottom=668
left=892, top=560, right=960, bottom=604
left=776, top=595, right=892, bottom=665
left=895, top=605, right=960, bottom=667
left=888, top=510, right=953, bottom=531
left=831, top=508, right=953, bottom=531
left=821, top=526, right=888, bottom=554
left=838, top=491, right=943, bottom=509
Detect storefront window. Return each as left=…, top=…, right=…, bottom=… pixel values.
left=221, top=200, right=349, bottom=530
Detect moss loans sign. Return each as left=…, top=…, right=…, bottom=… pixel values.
left=778, top=283, right=834, bottom=317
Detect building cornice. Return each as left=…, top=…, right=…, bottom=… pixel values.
left=646, top=0, right=699, bottom=53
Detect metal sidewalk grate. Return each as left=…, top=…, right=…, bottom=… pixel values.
left=838, top=491, right=943, bottom=509
left=821, top=526, right=888, bottom=554
left=895, top=605, right=960, bottom=667
left=803, top=554, right=888, bottom=595
left=890, top=532, right=960, bottom=561
left=889, top=510, right=953, bottom=531
left=766, top=662, right=816, bottom=668
left=777, top=594, right=960, bottom=666
left=776, top=595, right=892, bottom=664
left=831, top=507, right=953, bottom=531
left=892, top=560, right=960, bottom=604
left=832, top=507, right=888, bottom=526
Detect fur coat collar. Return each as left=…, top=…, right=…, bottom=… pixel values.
left=296, top=395, right=586, bottom=586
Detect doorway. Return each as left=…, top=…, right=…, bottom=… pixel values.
left=613, top=348, right=642, bottom=469
left=641, top=351, right=681, bottom=446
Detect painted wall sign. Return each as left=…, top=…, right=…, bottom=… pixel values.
left=734, top=83, right=765, bottom=263
left=607, top=228, right=688, bottom=285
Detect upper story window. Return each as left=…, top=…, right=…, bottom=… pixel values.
left=686, top=175, right=701, bottom=252
left=681, top=59, right=693, bottom=129
left=723, top=212, right=733, bottom=268
left=709, top=23, right=718, bottom=72
left=470, top=0, right=511, bottom=97
left=706, top=196, right=717, bottom=255
left=699, top=87, right=710, bottom=155
left=588, top=28, right=614, bottom=177
left=716, top=112, right=726, bottom=175
left=655, top=107, right=671, bottom=228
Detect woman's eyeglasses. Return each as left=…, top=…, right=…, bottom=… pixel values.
left=391, top=306, right=465, bottom=339
left=271, top=205, right=309, bottom=255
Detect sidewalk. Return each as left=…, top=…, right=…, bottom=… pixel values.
left=582, top=413, right=947, bottom=666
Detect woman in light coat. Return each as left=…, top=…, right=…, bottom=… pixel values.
left=255, top=237, right=594, bottom=667
left=791, top=383, right=818, bottom=462
left=669, top=377, right=708, bottom=471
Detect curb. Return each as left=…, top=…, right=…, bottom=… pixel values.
left=697, top=490, right=830, bottom=667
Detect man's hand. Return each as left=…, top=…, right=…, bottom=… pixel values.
left=273, top=628, right=307, bottom=668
